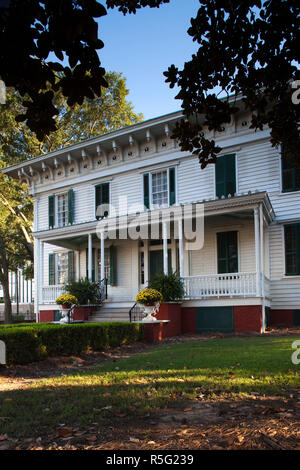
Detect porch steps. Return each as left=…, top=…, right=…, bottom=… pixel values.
left=88, top=301, right=133, bottom=323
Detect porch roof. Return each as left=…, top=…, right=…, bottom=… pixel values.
left=32, top=191, right=274, bottom=244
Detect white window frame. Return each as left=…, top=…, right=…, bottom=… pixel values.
left=56, top=192, right=68, bottom=228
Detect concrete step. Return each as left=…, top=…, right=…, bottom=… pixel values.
left=87, top=300, right=135, bottom=322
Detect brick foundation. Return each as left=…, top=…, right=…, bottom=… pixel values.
left=156, top=303, right=182, bottom=337
left=269, top=310, right=294, bottom=327
left=234, top=305, right=262, bottom=333
left=144, top=322, right=170, bottom=343
left=39, top=310, right=55, bottom=322
left=181, top=307, right=197, bottom=334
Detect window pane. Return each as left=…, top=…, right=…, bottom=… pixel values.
left=57, top=194, right=68, bottom=227
left=152, top=170, right=168, bottom=207
left=56, top=253, right=68, bottom=284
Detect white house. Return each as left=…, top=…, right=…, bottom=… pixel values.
left=2, top=103, right=300, bottom=332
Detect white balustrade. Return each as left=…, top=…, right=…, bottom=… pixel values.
left=42, top=285, right=65, bottom=304
left=183, top=272, right=260, bottom=299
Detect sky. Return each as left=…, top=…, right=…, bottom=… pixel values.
left=97, top=0, right=200, bottom=120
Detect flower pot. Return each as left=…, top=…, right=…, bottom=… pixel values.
left=61, top=304, right=71, bottom=310
left=143, top=305, right=154, bottom=315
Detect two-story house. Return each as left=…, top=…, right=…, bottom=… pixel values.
left=2, top=103, right=300, bottom=332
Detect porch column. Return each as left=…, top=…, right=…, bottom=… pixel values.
left=163, top=222, right=168, bottom=275
left=40, top=241, right=44, bottom=304
left=76, top=251, right=80, bottom=281
left=144, top=240, right=149, bottom=286
left=254, top=207, right=261, bottom=297
left=34, top=237, right=40, bottom=322
left=260, top=204, right=266, bottom=332
left=88, top=233, right=93, bottom=281
left=100, top=231, right=105, bottom=280
left=178, top=218, right=184, bottom=277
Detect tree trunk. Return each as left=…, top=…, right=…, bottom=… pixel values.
left=2, top=275, right=12, bottom=324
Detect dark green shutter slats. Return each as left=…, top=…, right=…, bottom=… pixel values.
left=49, top=254, right=55, bottom=285
left=169, top=167, right=176, bottom=206
left=217, top=231, right=238, bottom=274
left=68, top=189, right=74, bottom=225
left=285, top=223, right=300, bottom=275
left=216, top=154, right=236, bottom=198
left=109, top=245, right=116, bottom=286
left=282, top=145, right=300, bottom=192
left=143, top=173, right=150, bottom=209
left=95, top=183, right=110, bottom=219
left=48, top=195, right=55, bottom=229
left=68, top=251, right=75, bottom=281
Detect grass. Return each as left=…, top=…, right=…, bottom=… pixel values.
left=0, top=335, right=299, bottom=438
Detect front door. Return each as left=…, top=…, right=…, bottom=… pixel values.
left=149, top=249, right=172, bottom=281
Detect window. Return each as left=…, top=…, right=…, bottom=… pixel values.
left=95, top=182, right=110, bottom=219
left=152, top=170, right=168, bottom=207
left=217, top=231, right=238, bottom=274
left=281, top=145, right=300, bottom=193
left=48, top=190, right=74, bottom=229
left=49, top=251, right=74, bottom=285
left=57, top=194, right=68, bottom=227
left=215, top=154, right=236, bottom=198
left=284, top=224, right=300, bottom=275
left=143, top=167, right=176, bottom=209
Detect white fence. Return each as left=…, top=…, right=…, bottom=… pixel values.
left=183, top=272, right=259, bottom=299
left=42, top=285, right=65, bottom=304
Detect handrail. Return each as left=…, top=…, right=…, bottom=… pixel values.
left=99, top=278, right=108, bottom=302
left=129, top=302, right=145, bottom=322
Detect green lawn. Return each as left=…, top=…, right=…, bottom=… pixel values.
left=0, top=336, right=299, bottom=438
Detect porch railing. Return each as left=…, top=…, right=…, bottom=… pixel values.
left=42, top=285, right=65, bottom=304
left=183, top=272, right=258, bottom=299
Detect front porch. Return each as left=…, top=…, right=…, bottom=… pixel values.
left=42, top=271, right=270, bottom=304
left=34, top=192, right=274, bottom=333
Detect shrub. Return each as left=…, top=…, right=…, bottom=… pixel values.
left=136, top=288, right=163, bottom=305
left=55, top=293, right=78, bottom=307
left=64, top=278, right=101, bottom=305
left=148, top=272, right=185, bottom=302
left=0, top=322, right=144, bottom=365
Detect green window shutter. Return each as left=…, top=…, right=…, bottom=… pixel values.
left=169, top=167, right=176, bottom=206
left=109, top=245, right=117, bottom=286
left=68, top=251, right=75, bottom=281
left=143, top=173, right=150, bottom=209
left=285, top=224, right=300, bottom=275
left=217, top=231, right=238, bottom=274
left=95, top=183, right=110, bottom=219
left=216, top=154, right=236, bottom=198
left=282, top=145, right=300, bottom=192
left=49, top=253, right=55, bottom=285
left=48, top=195, right=55, bottom=229
left=68, top=189, right=74, bottom=225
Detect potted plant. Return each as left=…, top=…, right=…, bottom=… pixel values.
left=136, top=288, right=163, bottom=317
left=148, top=272, right=185, bottom=302
left=55, top=293, right=78, bottom=309
left=148, top=272, right=185, bottom=335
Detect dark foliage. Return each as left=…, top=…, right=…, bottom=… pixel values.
left=164, top=0, right=300, bottom=167
left=0, top=322, right=144, bottom=364
left=64, top=278, right=101, bottom=305
left=148, top=272, right=185, bottom=302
